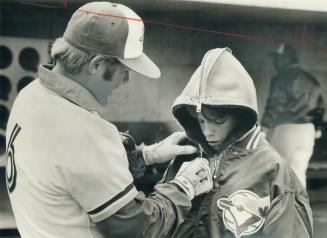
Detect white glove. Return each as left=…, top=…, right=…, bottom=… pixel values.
left=142, top=132, right=197, bottom=165
left=171, top=158, right=213, bottom=200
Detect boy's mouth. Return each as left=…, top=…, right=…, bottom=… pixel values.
left=208, top=141, right=221, bottom=146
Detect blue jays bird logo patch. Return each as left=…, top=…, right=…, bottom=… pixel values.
left=217, top=190, right=270, bottom=238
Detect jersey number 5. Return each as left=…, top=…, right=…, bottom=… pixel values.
left=6, top=124, right=21, bottom=193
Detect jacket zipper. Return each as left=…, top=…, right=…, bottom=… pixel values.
left=196, top=49, right=226, bottom=113
left=213, top=148, right=230, bottom=180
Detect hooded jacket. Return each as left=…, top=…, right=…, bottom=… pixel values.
left=162, top=48, right=313, bottom=238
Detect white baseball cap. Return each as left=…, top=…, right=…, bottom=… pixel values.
left=63, top=2, right=161, bottom=79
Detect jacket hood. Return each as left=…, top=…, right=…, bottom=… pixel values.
left=172, top=48, right=258, bottom=154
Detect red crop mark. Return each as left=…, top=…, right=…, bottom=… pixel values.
left=16, top=3, right=327, bottom=52
left=59, top=0, right=68, bottom=9
left=77, top=9, right=143, bottom=22
left=146, top=19, right=292, bottom=46
left=19, top=1, right=61, bottom=9
left=298, top=23, right=327, bottom=52
left=20, top=0, right=68, bottom=9
left=300, top=23, right=307, bottom=48
left=78, top=9, right=288, bottom=46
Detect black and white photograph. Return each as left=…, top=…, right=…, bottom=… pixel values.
left=1, top=0, right=327, bottom=237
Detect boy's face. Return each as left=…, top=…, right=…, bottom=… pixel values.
left=197, top=108, right=237, bottom=151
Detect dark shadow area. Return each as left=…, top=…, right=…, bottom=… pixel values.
left=0, top=46, right=13, bottom=69
left=18, top=48, right=39, bottom=72
left=0, top=135, right=6, bottom=156
left=16, top=77, right=34, bottom=93
left=0, top=105, right=9, bottom=130
left=0, top=229, right=20, bottom=238
left=114, top=122, right=172, bottom=194
left=0, top=75, right=11, bottom=101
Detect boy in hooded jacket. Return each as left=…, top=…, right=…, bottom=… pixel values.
left=161, top=48, right=313, bottom=238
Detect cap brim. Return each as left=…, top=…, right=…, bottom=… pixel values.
left=118, top=53, right=161, bottom=79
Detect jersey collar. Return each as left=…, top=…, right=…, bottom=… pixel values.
left=39, top=64, right=105, bottom=113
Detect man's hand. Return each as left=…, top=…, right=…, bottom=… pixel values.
left=120, top=132, right=146, bottom=178
left=142, top=132, right=198, bottom=165
left=171, top=158, right=213, bottom=200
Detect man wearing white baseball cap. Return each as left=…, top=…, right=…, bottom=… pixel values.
left=63, top=1, right=161, bottom=79
left=6, top=2, right=213, bottom=238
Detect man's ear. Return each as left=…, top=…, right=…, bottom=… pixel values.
left=87, top=55, right=106, bottom=75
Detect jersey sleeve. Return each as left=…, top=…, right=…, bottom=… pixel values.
left=60, top=117, right=138, bottom=222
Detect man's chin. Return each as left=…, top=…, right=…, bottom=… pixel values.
left=98, top=97, right=109, bottom=106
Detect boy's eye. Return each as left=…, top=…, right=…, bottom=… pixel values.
left=198, top=118, right=225, bottom=125
left=214, top=118, right=226, bottom=124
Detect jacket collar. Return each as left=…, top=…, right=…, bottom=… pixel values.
left=231, top=124, right=262, bottom=150
left=202, top=124, right=262, bottom=158
left=39, top=64, right=105, bottom=113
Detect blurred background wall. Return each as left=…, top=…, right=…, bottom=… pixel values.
left=2, top=1, right=327, bottom=123
left=2, top=0, right=327, bottom=159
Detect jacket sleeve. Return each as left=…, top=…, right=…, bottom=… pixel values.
left=96, top=182, right=192, bottom=238
left=287, top=72, right=323, bottom=120
left=260, top=184, right=313, bottom=238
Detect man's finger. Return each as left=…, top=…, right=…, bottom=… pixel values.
left=195, top=157, right=209, bottom=164
left=171, top=145, right=198, bottom=156
left=195, top=170, right=207, bottom=180
left=169, top=131, right=187, bottom=144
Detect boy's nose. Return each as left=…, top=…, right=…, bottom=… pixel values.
left=203, top=125, right=215, bottom=140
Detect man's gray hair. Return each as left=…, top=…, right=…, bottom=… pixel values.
left=51, top=37, right=96, bottom=74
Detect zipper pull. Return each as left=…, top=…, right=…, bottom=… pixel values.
left=196, top=101, right=202, bottom=113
